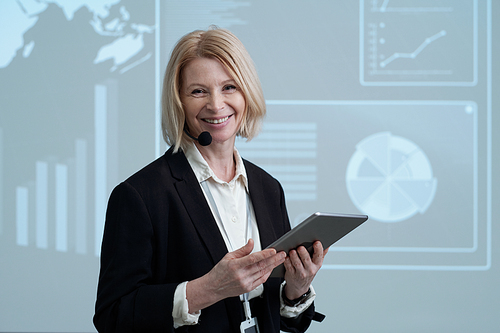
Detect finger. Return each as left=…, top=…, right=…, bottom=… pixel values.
left=323, top=247, right=330, bottom=257
left=251, top=265, right=275, bottom=288
left=283, top=256, right=294, bottom=274
left=229, top=239, right=254, bottom=259
left=289, top=249, right=304, bottom=270
left=296, top=246, right=313, bottom=266
left=311, top=241, right=325, bottom=264
left=231, top=248, right=282, bottom=281
left=249, top=250, right=285, bottom=273
left=238, top=247, right=278, bottom=269
left=246, top=251, right=286, bottom=285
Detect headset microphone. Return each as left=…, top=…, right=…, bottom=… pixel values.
left=184, top=129, right=212, bottom=146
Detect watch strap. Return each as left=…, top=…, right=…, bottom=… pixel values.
left=282, top=288, right=311, bottom=307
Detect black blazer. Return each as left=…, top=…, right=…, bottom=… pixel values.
left=94, top=147, right=317, bottom=333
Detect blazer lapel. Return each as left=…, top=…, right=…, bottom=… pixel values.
left=164, top=150, right=247, bottom=330
left=244, top=160, right=278, bottom=249
left=165, top=149, right=229, bottom=265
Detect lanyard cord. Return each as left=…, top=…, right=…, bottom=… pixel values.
left=201, top=180, right=254, bottom=320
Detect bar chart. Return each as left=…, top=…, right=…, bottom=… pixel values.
left=13, top=82, right=118, bottom=256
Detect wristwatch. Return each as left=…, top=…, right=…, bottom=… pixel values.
left=282, top=288, right=311, bottom=307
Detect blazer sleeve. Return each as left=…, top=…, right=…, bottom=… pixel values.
left=93, top=182, right=178, bottom=333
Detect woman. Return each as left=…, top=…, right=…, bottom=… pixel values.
left=94, top=27, right=327, bottom=333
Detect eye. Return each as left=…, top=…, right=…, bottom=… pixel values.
left=223, top=84, right=237, bottom=92
left=190, top=88, right=205, bottom=95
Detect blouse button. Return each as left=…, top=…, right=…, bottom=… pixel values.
left=231, top=216, right=238, bottom=223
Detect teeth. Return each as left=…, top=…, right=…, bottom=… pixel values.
left=204, top=116, right=229, bottom=124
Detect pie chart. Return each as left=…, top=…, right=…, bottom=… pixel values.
left=346, top=132, right=437, bottom=222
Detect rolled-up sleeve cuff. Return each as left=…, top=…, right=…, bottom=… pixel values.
left=279, top=282, right=316, bottom=318
left=172, top=281, right=201, bottom=328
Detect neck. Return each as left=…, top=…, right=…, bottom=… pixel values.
left=196, top=140, right=236, bottom=182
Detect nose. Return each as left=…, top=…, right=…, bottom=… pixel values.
left=207, top=92, right=225, bottom=112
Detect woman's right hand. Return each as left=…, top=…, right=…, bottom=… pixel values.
left=186, top=239, right=286, bottom=313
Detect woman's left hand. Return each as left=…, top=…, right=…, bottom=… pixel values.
left=283, top=241, right=329, bottom=300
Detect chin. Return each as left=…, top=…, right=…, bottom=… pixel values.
left=210, top=133, right=237, bottom=144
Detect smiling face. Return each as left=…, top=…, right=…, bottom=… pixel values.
left=180, top=57, right=246, bottom=149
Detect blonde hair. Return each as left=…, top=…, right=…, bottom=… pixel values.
left=161, top=27, right=266, bottom=152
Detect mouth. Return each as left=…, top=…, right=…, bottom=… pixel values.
left=203, top=115, right=231, bottom=124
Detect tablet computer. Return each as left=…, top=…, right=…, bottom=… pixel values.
left=266, top=212, right=368, bottom=277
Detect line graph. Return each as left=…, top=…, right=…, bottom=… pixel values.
left=360, top=0, right=477, bottom=86
left=379, top=30, right=447, bottom=68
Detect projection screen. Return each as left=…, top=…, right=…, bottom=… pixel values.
left=0, top=0, right=498, bottom=332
